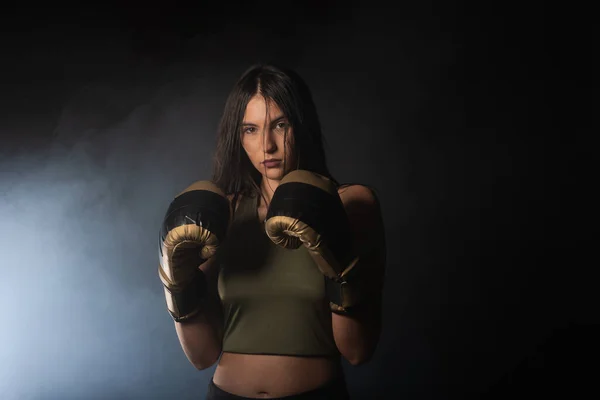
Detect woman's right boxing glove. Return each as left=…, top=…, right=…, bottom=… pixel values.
left=158, top=181, right=230, bottom=322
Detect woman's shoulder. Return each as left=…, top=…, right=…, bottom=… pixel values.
left=337, top=183, right=385, bottom=259
left=226, top=192, right=256, bottom=214
left=337, top=183, right=383, bottom=231
left=337, top=183, right=380, bottom=207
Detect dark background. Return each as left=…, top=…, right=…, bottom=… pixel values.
left=0, top=2, right=592, bottom=399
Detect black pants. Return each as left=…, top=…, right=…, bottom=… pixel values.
left=206, top=374, right=351, bottom=400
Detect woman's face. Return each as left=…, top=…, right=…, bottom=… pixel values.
left=241, top=95, right=295, bottom=181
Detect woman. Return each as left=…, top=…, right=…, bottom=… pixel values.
left=158, top=64, right=386, bottom=399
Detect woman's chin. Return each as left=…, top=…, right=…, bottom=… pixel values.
left=261, top=168, right=286, bottom=180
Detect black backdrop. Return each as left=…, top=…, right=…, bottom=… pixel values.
left=0, top=2, right=592, bottom=399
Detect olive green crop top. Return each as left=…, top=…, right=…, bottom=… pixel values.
left=216, top=194, right=339, bottom=357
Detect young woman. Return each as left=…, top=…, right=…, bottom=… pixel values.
left=158, top=64, right=386, bottom=399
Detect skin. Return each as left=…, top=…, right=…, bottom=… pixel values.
left=210, top=94, right=385, bottom=398
left=239, top=94, right=296, bottom=204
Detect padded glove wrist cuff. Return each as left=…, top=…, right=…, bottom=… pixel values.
left=159, top=267, right=207, bottom=323
left=325, top=256, right=365, bottom=315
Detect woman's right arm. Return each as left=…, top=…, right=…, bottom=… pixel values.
left=173, top=192, right=238, bottom=370
left=174, top=256, right=224, bottom=370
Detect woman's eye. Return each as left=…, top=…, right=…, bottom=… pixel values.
left=275, top=122, right=287, bottom=130
left=244, top=127, right=256, bottom=134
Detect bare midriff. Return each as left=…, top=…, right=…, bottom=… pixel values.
left=213, top=352, right=343, bottom=398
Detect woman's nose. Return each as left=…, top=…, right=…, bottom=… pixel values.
left=261, top=129, right=277, bottom=152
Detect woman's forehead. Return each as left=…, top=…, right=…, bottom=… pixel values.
left=243, top=95, right=285, bottom=122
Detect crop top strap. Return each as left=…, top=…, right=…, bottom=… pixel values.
left=232, top=193, right=258, bottom=221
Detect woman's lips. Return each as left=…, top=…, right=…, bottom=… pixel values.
left=262, top=159, right=281, bottom=168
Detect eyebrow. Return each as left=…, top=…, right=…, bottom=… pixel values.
left=242, top=115, right=287, bottom=126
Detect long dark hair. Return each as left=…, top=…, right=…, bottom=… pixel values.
left=211, top=64, right=338, bottom=200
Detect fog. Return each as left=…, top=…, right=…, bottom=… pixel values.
left=0, top=3, right=587, bottom=399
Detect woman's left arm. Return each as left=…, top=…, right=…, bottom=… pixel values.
left=333, top=185, right=386, bottom=366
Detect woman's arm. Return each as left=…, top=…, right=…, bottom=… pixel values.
left=174, top=257, right=224, bottom=370
left=333, top=185, right=386, bottom=366
left=174, top=193, right=239, bottom=370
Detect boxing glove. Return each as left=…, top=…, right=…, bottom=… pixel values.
left=158, top=181, right=230, bottom=322
left=264, top=170, right=363, bottom=314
